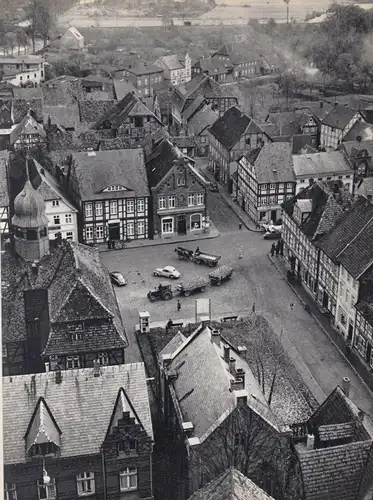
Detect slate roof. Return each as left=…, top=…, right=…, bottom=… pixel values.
left=337, top=217, right=373, bottom=279
left=79, top=99, right=115, bottom=123
left=3, top=363, right=153, bottom=465
left=156, top=54, right=184, bottom=71
left=317, top=422, right=357, bottom=442
left=265, top=111, right=303, bottom=137
left=118, top=61, right=164, bottom=76
left=213, top=43, right=262, bottom=65
left=292, top=151, right=353, bottom=178
left=176, top=74, right=235, bottom=108
left=160, top=331, right=187, bottom=358
left=341, top=140, right=373, bottom=159
left=43, top=104, right=80, bottom=129
left=188, top=104, right=219, bottom=136
left=0, top=154, right=9, bottom=207
left=187, top=468, right=274, bottom=500
left=292, top=135, right=315, bottom=154
left=32, top=160, right=77, bottom=211
left=356, top=177, right=373, bottom=200
left=183, top=95, right=206, bottom=122
left=72, top=149, right=149, bottom=200
left=209, top=107, right=265, bottom=150
left=166, top=324, right=279, bottom=441
left=295, top=102, right=333, bottom=123
left=356, top=301, right=373, bottom=326
left=171, top=136, right=196, bottom=149
left=2, top=239, right=127, bottom=347
left=298, top=441, right=372, bottom=500
left=317, top=196, right=373, bottom=264
left=145, top=138, right=183, bottom=188
left=194, top=57, right=229, bottom=75
left=113, top=78, right=138, bottom=100
left=322, top=105, right=360, bottom=129
left=343, top=121, right=373, bottom=142
left=246, top=142, right=296, bottom=184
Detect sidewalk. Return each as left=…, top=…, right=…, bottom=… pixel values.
left=270, top=253, right=373, bottom=396
left=96, top=221, right=220, bottom=253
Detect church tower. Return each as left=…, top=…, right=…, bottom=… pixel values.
left=11, top=160, right=50, bottom=261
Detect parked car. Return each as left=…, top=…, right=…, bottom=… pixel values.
left=110, top=271, right=127, bottom=286
left=154, top=265, right=181, bottom=279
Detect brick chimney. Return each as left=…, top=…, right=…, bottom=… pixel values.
left=306, top=434, right=315, bottom=450
left=230, top=378, right=244, bottom=391
left=55, top=367, right=62, bottom=384
left=229, top=357, right=236, bottom=374
left=211, top=328, right=221, bottom=346
left=93, top=359, right=101, bottom=377
left=223, top=346, right=230, bottom=363
left=235, top=368, right=245, bottom=388
left=234, top=389, right=248, bottom=407
left=342, top=377, right=351, bottom=397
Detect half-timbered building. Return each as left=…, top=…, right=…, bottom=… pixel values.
left=0, top=151, right=10, bottom=238
left=66, top=149, right=150, bottom=244
left=320, top=105, right=365, bottom=150
left=10, top=109, right=47, bottom=151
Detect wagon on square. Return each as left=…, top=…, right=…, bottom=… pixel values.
left=209, top=265, right=233, bottom=286
left=177, top=276, right=209, bottom=297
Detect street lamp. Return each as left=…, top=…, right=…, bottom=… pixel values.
left=283, top=0, right=290, bottom=24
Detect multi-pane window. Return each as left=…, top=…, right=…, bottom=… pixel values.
left=85, top=204, right=93, bottom=217
left=76, top=473, right=95, bottom=496
left=4, top=483, right=17, bottom=500
left=188, top=194, right=195, bottom=206
left=137, top=221, right=145, bottom=235
left=52, top=200, right=59, bottom=207
left=127, top=222, right=134, bottom=236
left=177, top=177, right=185, bottom=186
left=96, top=225, right=104, bottom=239
left=53, top=215, right=60, bottom=225
left=119, top=468, right=138, bottom=492
left=95, top=203, right=103, bottom=216
left=162, top=218, right=173, bottom=234
left=70, top=332, right=82, bottom=341
left=85, top=227, right=93, bottom=240
left=127, top=200, right=134, bottom=213
left=196, top=193, right=204, bottom=205
left=66, top=356, right=80, bottom=369
left=97, top=352, right=109, bottom=366
left=31, top=443, right=56, bottom=456
left=110, top=201, right=118, bottom=215
left=65, top=214, right=72, bottom=224
left=37, top=479, right=56, bottom=500
left=158, top=196, right=166, bottom=210
left=3, top=344, right=7, bottom=359
left=118, top=438, right=138, bottom=455
left=168, top=196, right=175, bottom=208
left=137, top=199, right=145, bottom=212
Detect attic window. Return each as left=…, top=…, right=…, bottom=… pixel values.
left=70, top=332, right=82, bottom=341
left=30, top=442, right=57, bottom=457
left=103, top=185, right=127, bottom=192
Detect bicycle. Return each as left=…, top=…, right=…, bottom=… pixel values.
left=113, top=240, right=127, bottom=250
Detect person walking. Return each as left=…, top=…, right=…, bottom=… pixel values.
left=177, top=300, right=181, bottom=312
left=238, top=223, right=242, bottom=231
left=275, top=241, right=280, bottom=256
left=279, top=239, right=284, bottom=256
left=270, top=243, right=276, bottom=256
left=107, top=239, right=111, bottom=250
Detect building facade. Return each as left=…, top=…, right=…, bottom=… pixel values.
left=60, top=26, right=84, bottom=51
left=114, top=62, right=164, bottom=97
left=0, top=152, right=10, bottom=237
left=320, top=105, right=364, bottom=150
left=154, top=54, right=191, bottom=86
left=0, top=56, right=45, bottom=86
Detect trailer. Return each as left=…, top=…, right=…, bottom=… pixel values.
left=174, top=247, right=221, bottom=267
left=209, top=265, right=233, bottom=286
left=177, top=276, right=209, bottom=297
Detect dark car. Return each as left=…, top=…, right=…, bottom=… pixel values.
left=110, top=272, right=127, bottom=286
left=210, top=183, right=219, bottom=192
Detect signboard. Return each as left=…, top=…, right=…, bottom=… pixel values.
left=195, top=297, right=211, bottom=323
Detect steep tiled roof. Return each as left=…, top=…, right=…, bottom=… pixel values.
left=156, top=54, right=184, bottom=71
left=317, top=422, right=357, bottom=442
left=194, top=57, right=229, bottom=75
left=145, top=138, right=182, bottom=187
left=118, top=61, right=163, bottom=76
left=3, top=363, right=153, bottom=464
left=356, top=177, right=373, bottom=200
left=43, top=104, right=80, bottom=129
left=292, top=135, right=316, bottom=154
left=171, top=136, right=196, bottom=149
left=154, top=89, right=173, bottom=115
left=183, top=95, right=206, bottom=122
left=295, top=102, right=333, bottom=123
left=0, top=100, right=12, bottom=128
left=209, top=107, right=259, bottom=150
left=187, top=468, right=274, bottom=500
left=160, top=331, right=187, bottom=358
left=292, top=151, right=353, bottom=177
left=317, top=197, right=373, bottom=261
left=32, top=160, right=76, bottom=210
left=0, top=155, right=9, bottom=208
left=340, top=140, right=373, bottom=159
left=166, top=324, right=279, bottom=441
left=79, top=99, right=115, bottom=123
left=247, top=142, right=296, bottom=184
left=13, top=98, right=43, bottom=123
left=10, top=113, right=46, bottom=145
left=25, top=397, right=61, bottom=452
left=176, top=74, right=235, bottom=106
left=322, top=105, right=359, bottom=129
left=213, top=43, right=262, bottom=65
left=343, top=120, right=373, bottom=142
left=337, top=217, right=373, bottom=279
left=188, top=104, right=219, bottom=137
left=113, top=78, right=138, bottom=100
left=72, top=149, right=149, bottom=200
left=265, top=111, right=302, bottom=137
left=312, top=195, right=344, bottom=239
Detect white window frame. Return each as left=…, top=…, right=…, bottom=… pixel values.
left=168, top=196, right=176, bottom=209
left=137, top=199, right=145, bottom=213
left=127, top=200, right=134, bottom=214
left=4, top=483, right=17, bottom=500
left=137, top=220, right=145, bottom=235
left=177, top=177, right=185, bottom=186
left=158, top=196, right=166, bottom=210
left=96, top=225, right=104, bottom=240
left=196, top=193, right=204, bottom=206
left=188, top=194, right=195, bottom=206
left=127, top=222, right=135, bottom=237
left=162, top=217, right=174, bottom=234
left=76, top=472, right=95, bottom=496
left=53, top=215, right=60, bottom=225
left=66, top=356, right=80, bottom=369
left=66, top=231, right=73, bottom=240
left=109, top=201, right=118, bottom=215
left=85, top=203, right=93, bottom=218
left=65, top=213, right=72, bottom=224
left=119, top=468, right=138, bottom=492
left=37, top=479, right=56, bottom=500
left=85, top=226, right=94, bottom=240
left=190, top=213, right=202, bottom=230
left=97, top=352, right=109, bottom=366
left=52, top=200, right=59, bottom=207
left=95, top=203, right=103, bottom=217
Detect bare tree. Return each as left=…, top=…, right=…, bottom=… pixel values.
left=4, top=32, right=17, bottom=56
left=25, top=0, right=53, bottom=51
left=16, top=29, right=29, bottom=55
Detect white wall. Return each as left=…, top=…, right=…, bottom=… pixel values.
left=45, top=198, right=78, bottom=241
left=335, top=266, right=359, bottom=340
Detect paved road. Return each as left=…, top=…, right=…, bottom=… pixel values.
left=102, top=194, right=373, bottom=417
left=206, top=191, right=243, bottom=233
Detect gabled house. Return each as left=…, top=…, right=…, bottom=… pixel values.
left=320, top=104, right=365, bottom=150
left=3, top=363, right=154, bottom=500
left=186, top=103, right=219, bottom=156
left=91, top=92, right=164, bottom=146
left=43, top=104, right=80, bottom=132
left=145, top=139, right=207, bottom=238
left=208, top=106, right=271, bottom=192
left=339, top=139, right=373, bottom=180
left=66, top=149, right=150, bottom=243
left=10, top=110, right=47, bottom=151
left=0, top=55, right=45, bottom=87
left=0, top=100, right=13, bottom=149
left=154, top=53, right=191, bottom=86
left=342, top=120, right=373, bottom=143
left=192, top=57, right=229, bottom=83
left=80, top=75, right=115, bottom=100
left=211, top=43, right=262, bottom=78
left=59, top=26, right=84, bottom=51
left=264, top=110, right=319, bottom=148
left=292, top=151, right=354, bottom=194
left=354, top=268, right=373, bottom=368
left=159, top=324, right=293, bottom=499
left=2, top=175, right=127, bottom=375
left=0, top=150, right=10, bottom=238
left=236, top=143, right=296, bottom=224
left=114, top=61, right=164, bottom=97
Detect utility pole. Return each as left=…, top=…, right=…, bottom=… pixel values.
left=283, top=0, right=290, bottom=24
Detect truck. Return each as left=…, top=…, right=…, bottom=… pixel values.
left=209, top=265, right=233, bottom=286
left=174, top=247, right=221, bottom=267
left=147, top=283, right=173, bottom=302
left=177, top=276, right=209, bottom=297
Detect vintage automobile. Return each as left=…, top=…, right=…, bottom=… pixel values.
left=153, top=266, right=181, bottom=279
left=109, top=271, right=127, bottom=286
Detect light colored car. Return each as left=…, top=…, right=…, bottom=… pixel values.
left=153, top=266, right=181, bottom=279
left=110, top=272, right=127, bottom=286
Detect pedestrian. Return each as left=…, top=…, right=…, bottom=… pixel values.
left=107, top=239, right=111, bottom=250
left=177, top=300, right=181, bottom=312
left=166, top=318, right=173, bottom=332
left=275, top=241, right=280, bottom=256
left=270, top=243, right=276, bottom=256
left=280, top=239, right=284, bottom=256
left=238, top=248, right=243, bottom=259
left=252, top=302, right=256, bottom=314
left=290, top=302, right=294, bottom=310
left=345, top=341, right=351, bottom=357
left=238, top=223, right=242, bottom=231
left=195, top=246, right=200, bottom=255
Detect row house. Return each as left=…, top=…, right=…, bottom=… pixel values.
left=186, top=103, right=219, bottom=156
left=0, top=55, right=45, bottom=86
left=145, top=139, right=208, bottom=238
left=355, top=274, right=373, bottom=368
left=192, top=57, right=229, bottom=83
left=0, top=151, right=10, bottom=238
left=264, top=110, right=319, bottom=148
left=3, top=363, right=154, bottom=500
left=281, top=182, right=350, bottom=298
left=236, top=142, right=296, bottom=224
left=2, top=175, right=127, bottom=375
left=208, top=106, right=271, bottom=193
left=154, top=53, right=191, bottom=86
left=92, top=92, right=164, bottom=146
left=211, top=43, right=262, bottom=78
left=292, top=151, right=354, bottom=194
left=172, top=74, right=238, bottom=134
left=114, top=61, right=164, bottom=97
left=65, top=149, right=150, bottom=244
left=158, top=323, right=293, bottom=500
left=320, top=104, right=365, bottom=150
left=339, top=139, right=373, bottom=181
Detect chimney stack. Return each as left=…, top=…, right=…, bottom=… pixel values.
left=306, top=434, right=315, bottom=450
left=236, top=368, right=245, bottom=388
left=235, top=389, right=248, bottom=407
left=55, top=367, right=62, bottom=384
left=93, top=359, right=101, bottom=377
left=230, top=378, right=244, bottom=391
left=342, top=376, right=351, bottom=397
left=182, top=421, right=194, bottom=437
left=223, top=346, right=230, bottom=363
left=211, top=328, right=221, bottom=347
left=229, top=357, right=236, bottom=374
left=162, top=354, right=173, bottom=368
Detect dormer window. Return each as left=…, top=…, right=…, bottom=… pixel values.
left=103, top=185, right=127, bottom=192
left=25, top=397, right=61, bottom=460
left=31, top=442, right=57, bottom=457
left=70, top=332, right=82, bottom=341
